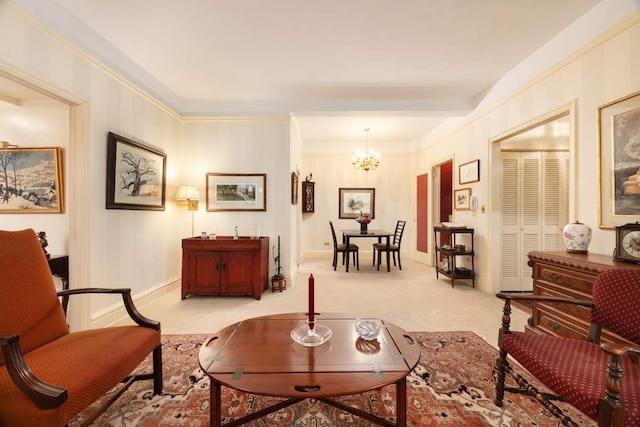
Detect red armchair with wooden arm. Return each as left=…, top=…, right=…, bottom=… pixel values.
left=0, top=229, right=163, bottom=426
left=494, top=268, right=640, bottom=426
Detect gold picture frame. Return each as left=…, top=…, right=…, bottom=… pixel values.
left=0, top=147, right=64, bottom=213
left=454, top=188, right=471, bottom=211
left=598, top=91, right=640, bottom=228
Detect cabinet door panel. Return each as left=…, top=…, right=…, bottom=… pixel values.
left=191, top=251, right=221, bottom=294
left=221, top=251, right=254, bottom=295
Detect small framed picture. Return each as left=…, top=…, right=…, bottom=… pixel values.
left=291, top=172, right=298, bottom=205
left=459, top=159, right=480, bottom=184
left=454, top=188, right=472, bottom=211
left=206, top=173, right=267, bottom=212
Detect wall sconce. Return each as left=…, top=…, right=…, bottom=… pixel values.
left=176, top=185, right=200, bottom=236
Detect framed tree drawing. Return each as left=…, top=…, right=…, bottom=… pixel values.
left=598, top=91, right=640, bottom=228
left=0, top=147, right=64, bottom=213
left=106, top=132, right=167, bottom=211
left=338, top=187, right=375, bottom=219
left=206, top=173, right=267, bottom=212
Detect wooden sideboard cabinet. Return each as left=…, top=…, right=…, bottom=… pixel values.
left=182, top=236, right=269, bottom=300
left=527, top=250, right=640, bottom=345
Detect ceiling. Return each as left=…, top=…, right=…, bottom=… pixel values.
left=8, top=0, right=600, bottom=144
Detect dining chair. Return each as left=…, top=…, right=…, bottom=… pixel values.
left=329, top=221, right=359, bottom=271
left=372, top=220, right=406, bottom=270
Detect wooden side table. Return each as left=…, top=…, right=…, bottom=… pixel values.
left=270, top=275, right=286, bottom=292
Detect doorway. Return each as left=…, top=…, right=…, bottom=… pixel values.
left=490, top=108, right=573, bottom=293
left=432, top=159, right=453, bottom=262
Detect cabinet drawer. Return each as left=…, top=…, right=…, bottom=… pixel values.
left=535, top=283, right=592, bottom=323
left=535, top=264, right=594, bottom=298
left=534, top=306, right=589, bottom=340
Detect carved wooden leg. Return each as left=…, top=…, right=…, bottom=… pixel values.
left=598, top=354, right=626, bottom=427
left=494, top=349, right=507, bottom=407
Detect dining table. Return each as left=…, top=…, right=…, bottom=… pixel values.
left=342, top=229, right=394, bottom=272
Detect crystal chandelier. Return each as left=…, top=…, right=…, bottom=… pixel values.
left=352, top=128, right=380, bottom=172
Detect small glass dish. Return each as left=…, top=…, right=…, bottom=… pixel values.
left=355, top=319, right=383, bottom=341
left=291, top=323, right=332, bottom=347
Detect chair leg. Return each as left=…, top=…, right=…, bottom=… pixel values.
left=377, top=249, right=381, bottom=271
left=494, top=348, right=507, bottom=407
left=372, top=249, right=375, bottom=266
left=397, top=252, right=402, bottom=270
left=153, top=344, right=163, bottom=395
left=333, top=251, right=338, bottom=270
left=392, top=252, right=397, bottom=267
left=355, top=251, right=359, bottom=270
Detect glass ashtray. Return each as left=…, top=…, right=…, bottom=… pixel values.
left=291, top=323, right=332, bottom=347
left=355, top=319, right=384, bottom=340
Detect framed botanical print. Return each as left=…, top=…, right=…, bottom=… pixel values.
left=338, top=187, right=375, bottom=219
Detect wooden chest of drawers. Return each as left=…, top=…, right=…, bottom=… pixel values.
left=527, top=251, right=639, bottom=345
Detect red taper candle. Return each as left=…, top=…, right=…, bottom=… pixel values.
left=308, top=274, right=315, bottom=329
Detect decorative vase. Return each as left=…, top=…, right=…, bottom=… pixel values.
left=562, top=221, right=592, bottom=254
left=360, top=222, right=368, bottom=233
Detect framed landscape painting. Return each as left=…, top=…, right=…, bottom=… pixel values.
left=106, top=132, right=167, bottom=211
left=206, top=173, right=267, bottom=212
left=0, top=147, right=64, bottom=213
left=338, top=187, right=375, bottom=219
left=598, top=91, right=640, bottom=228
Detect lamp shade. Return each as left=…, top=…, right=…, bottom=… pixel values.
left=176, top=185, right=200, bottom=201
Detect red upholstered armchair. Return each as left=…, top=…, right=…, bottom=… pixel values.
left=0, top=229, right=163, bottom=426
left=494, top=268, right=640, bottom=426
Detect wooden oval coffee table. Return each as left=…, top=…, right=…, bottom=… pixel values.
left=199, top=312, right=420, bottom=427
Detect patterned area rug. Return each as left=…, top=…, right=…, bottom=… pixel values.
left=69, top=331, right=595, bottom=426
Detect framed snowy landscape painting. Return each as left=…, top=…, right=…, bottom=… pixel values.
left=0, top=147, right=64, bottom=213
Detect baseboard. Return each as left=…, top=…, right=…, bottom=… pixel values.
left=91, top=277, right=181, bottom=328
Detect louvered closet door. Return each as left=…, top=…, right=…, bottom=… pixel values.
left=501, top=151, right=569, bottom=291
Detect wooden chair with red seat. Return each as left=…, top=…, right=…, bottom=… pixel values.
left=0, top=229, right=163, bottom=427
left=494, top=268, right=640, bottom=426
